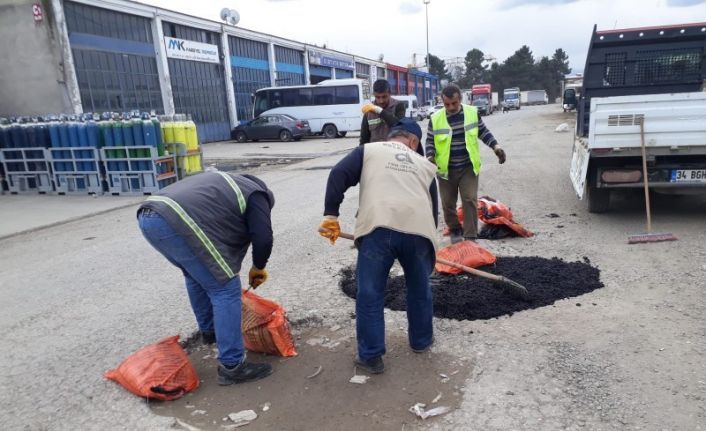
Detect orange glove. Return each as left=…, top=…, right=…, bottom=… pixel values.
left=362, top=103, right=383, bottom=115
left=319, top=216, right=340, bottom=245
left=248, top=266, right=268, bottom=289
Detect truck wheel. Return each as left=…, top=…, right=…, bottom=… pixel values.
left=323, top=124, right=338, bottom=139
left=587, top=185, right=610, bottom=213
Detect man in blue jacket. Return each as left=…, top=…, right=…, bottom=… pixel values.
left=319, top=119, right=438, bottom=374
left=137, top=171, right=274, bottom=385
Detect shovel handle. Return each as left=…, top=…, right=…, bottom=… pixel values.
left=320, top=228, right=502, bottom=282
left=321, top=228, right=530, bottom=300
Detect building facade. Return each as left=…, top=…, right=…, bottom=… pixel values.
left=0, top=0, right=439, bottom=142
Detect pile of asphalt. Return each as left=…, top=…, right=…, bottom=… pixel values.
left=339, top=256, right=603, bottom=320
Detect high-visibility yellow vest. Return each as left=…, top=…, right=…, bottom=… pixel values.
left=431, top=104, right=481, bottom=177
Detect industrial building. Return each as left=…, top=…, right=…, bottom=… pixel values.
left=0, top=0, right=440, bottom=142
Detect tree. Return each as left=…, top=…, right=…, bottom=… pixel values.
left=548, top=48, right=571, bottom=100
left=463, top=48, right=487, bottom=85
left=427, top=54, right=451, bottom=81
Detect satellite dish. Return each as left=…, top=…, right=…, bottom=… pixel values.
left=378, top=54, right=384, bottom=61
left=219, top=8, right=240, bottom=26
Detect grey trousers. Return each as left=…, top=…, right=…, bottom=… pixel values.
left=438, top=166, right=479, bottom=239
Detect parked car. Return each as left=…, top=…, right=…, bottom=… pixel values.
left=231, top=114, right=310, bottom=143
left=426, top=104, right=443, bottom=119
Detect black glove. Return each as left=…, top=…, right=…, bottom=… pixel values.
left=494, top=146, right=506, bottom=164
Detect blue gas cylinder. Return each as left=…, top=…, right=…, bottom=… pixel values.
left=68, top=122, right=80, bottom=148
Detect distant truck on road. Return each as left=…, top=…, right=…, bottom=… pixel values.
left=523, top=90, right=548, bottom=105
left=570, top=22, right=706, bottom=213
left=503, top=87, right=521, bottom=110
left=470, top=84, right=494, bottom=115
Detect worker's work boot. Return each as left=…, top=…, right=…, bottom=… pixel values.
left=449, top=229, right=463, bottom=244
left=411, top=338, right=434, bottom=354
left=354, top=355, right=384, bottom=374
left=217, top=361, right=273, bottom=385
left=201, top=331, right=216, bottom=344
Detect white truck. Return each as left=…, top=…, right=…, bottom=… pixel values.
left=524, top=90, right=548, bottom=105
left=570, top=23, right=706, bottom=213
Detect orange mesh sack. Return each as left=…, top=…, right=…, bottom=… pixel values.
left=435, top=241, right=497, bottom=274
left=241, top=289, right=297, bottom=357
left=478, top=196, right=534, bottom=238
left=104, top=335, right=199, bottom=401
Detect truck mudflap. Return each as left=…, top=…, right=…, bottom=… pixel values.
left=570, top=137, right=590, bottom=199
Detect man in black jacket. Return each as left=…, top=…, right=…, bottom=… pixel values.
left=359, top=79, right=406, bottom=144
left=137, top=171, right=274, bottom=385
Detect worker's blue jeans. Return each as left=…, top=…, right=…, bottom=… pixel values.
left=356, top=227, right=435, bottom=360
left=138, top=210, right=244, bottom=367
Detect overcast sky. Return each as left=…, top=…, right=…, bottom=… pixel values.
left=139, top=0, right=706, bottom=73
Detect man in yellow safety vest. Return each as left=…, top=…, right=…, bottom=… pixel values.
left=425, top=84, right=506, bottom=243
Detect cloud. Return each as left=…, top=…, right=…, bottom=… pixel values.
left=498, top=0, right=580, bottom=9
left=666, top=0, right=706, bottom=5
left=399, top=1, right=423, bottom=14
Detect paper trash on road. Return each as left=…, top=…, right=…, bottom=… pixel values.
left=555, top=123, right=570, bottom=132
left=349, top=374, right=370, bottom=384
left=227, top=410, right=257, bottom=427
left=409, top=403, right=451, bottom=420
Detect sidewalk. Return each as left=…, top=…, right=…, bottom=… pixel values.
left=0, top=136, right=357, bottom=239
left=202, top=134, right=358, bottom=160
left=0, top=194, right=144, bottom=239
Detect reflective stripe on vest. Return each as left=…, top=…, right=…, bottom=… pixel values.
left=146, top=196, right=236, bottom=278
left=217, top=172, right=247, bottom=214
left=431, top=104, right=481, bottom=177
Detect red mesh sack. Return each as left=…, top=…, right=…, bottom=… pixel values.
left=104, top=335, right=199, bottom=401
left=241, top=289, right=297, bottom=357
left=435, top=240, right=497, bottom=274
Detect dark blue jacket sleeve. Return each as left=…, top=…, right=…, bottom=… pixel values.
left=430, top=178, right=439, bottom=227
left=324, top=146, right=364, bottom=216
left=246, top=192, right=273, bottom=269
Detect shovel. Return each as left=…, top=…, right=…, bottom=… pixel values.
left=321, top=229, right=530, bottom=301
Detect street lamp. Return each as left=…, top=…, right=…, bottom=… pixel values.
left=424, top=0, right=430, bottom=71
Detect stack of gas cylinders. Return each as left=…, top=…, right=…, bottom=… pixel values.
left=159, top=114, right=201, bottom=175
left=1, top=111, right=202, bottom=179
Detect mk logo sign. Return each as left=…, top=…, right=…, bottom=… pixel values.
left=168, top=39, right=185, bottom=50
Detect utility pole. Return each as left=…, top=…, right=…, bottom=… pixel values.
left=424, top=0, right=430, bottom=71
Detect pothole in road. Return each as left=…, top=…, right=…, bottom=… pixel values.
left=340, top=256, right=604, bottom=320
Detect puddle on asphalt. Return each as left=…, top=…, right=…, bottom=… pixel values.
left=150, top=328, right=471, bottom=430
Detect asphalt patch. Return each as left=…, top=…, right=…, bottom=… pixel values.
left=339, top=256, right=603, bottom=320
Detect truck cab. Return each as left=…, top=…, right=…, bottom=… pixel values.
left=570, top=22, right=706, bottom=212
left=503, top=87, right=521, bottom=110
left=471, top=84, right=494, bottom=115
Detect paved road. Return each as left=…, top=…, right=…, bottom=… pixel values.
left=1, top=105, right=704, bottom=430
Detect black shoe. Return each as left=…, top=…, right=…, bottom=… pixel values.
left=411, top=339, right=434, bottom=353
left=217, top=361, right=273, bottom=386
left=201, top=331, right=216, bottom=345
left=450, top=231, right=464, bottom=244
left=354, top=355, right=385, bottom=374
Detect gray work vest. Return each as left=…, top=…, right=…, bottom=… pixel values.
left=138, top=172, right=273, bottom=284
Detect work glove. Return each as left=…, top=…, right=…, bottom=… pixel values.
left=248, top=266, right=268, bottom=289
left=362, top=103, right=383, bottom=115
left=319, top=216, right=340, bottom=245
left=494, top=146, right=506, bottom=164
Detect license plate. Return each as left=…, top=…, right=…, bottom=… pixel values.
left=670, top=169, right=706, bottom=183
